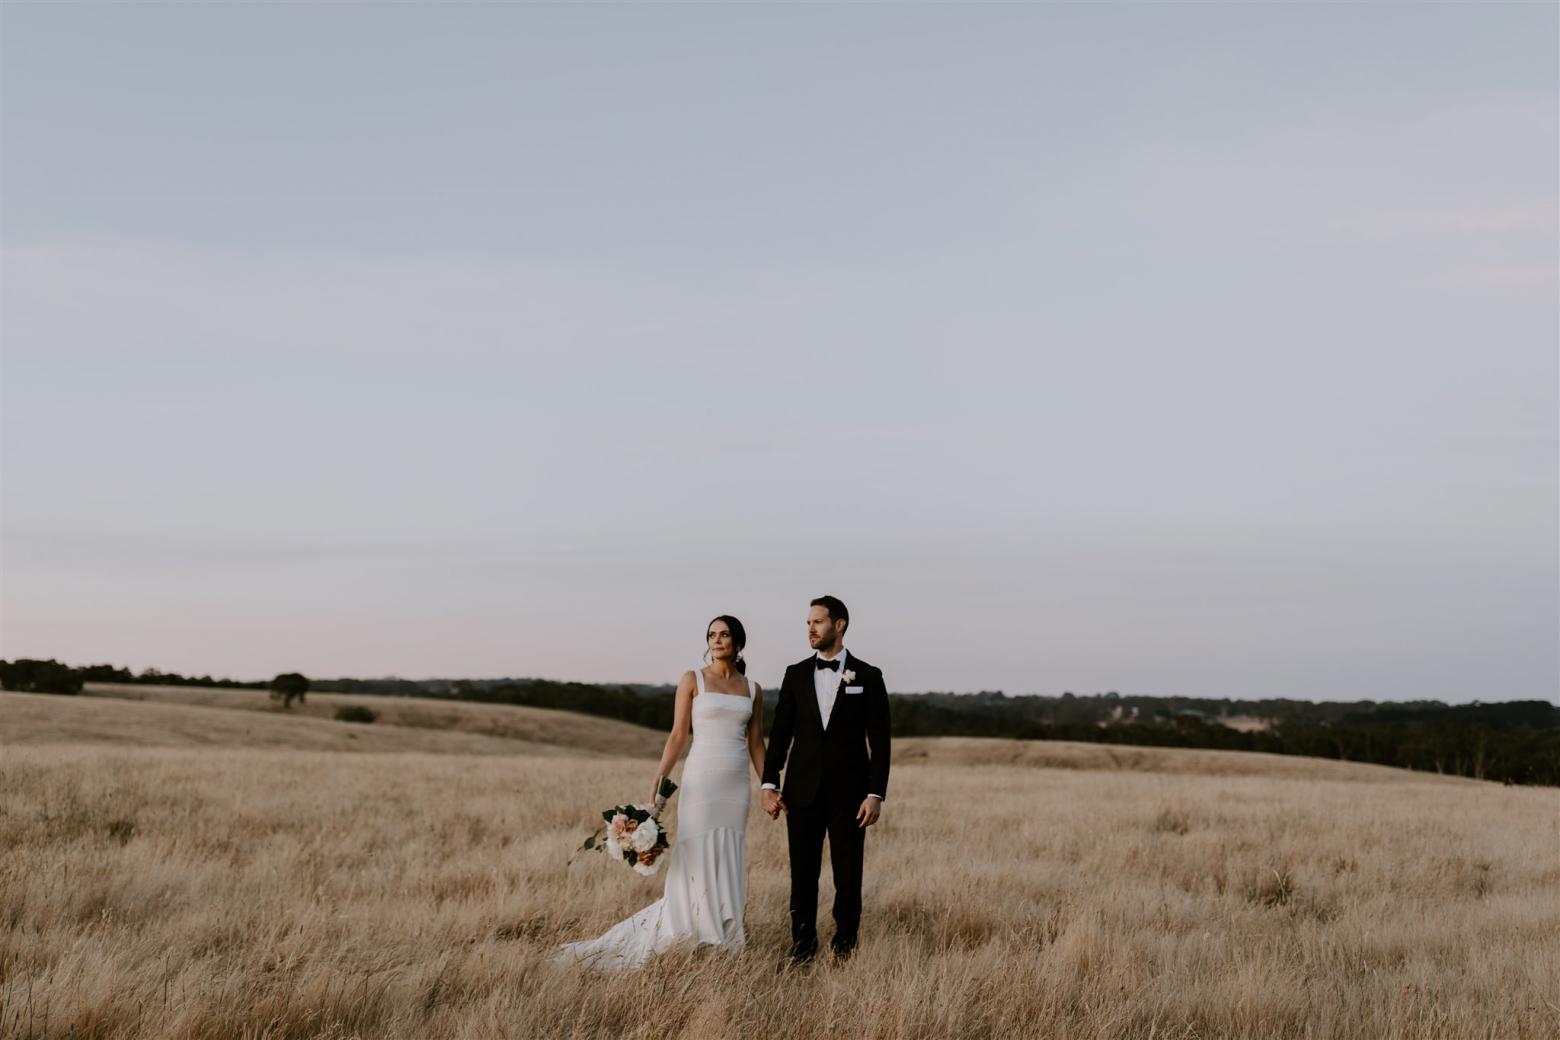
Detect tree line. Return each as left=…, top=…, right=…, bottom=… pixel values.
left=0, top=659, right=270, bottom=693
left=467, top=681, right=1559, bottom=786
left=5, top=658, right=1555, bottom=785
left=0, top=659, right=304, bottom=705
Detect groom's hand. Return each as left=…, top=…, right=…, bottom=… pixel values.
left=855, top=796, right=881, bottom=828
left=762, top=789, right=784, bottom=818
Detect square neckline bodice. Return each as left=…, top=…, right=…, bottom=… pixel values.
left=695, top=667, right=753, bottom=701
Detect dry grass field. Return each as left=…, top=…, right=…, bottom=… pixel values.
left=2, top=688, right=1557, bottom=1040
left=56, top=683, right=661, bottom=758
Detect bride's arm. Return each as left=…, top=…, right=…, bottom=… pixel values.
left=650, top=671, right=697, bottom=801
left=746, top=683, right=766, bottom=780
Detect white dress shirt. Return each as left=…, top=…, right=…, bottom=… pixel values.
left=814, top=646, right=848, bottom=731
left=763, top=646, right=884, bottom=802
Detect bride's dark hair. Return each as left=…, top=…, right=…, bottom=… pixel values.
left=706, top=615, right=748, bottom=675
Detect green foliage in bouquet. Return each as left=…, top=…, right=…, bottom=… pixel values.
left=572, top=778, right=678, bottom=875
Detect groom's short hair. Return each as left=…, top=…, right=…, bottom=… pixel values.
left=810, top=595, right=849, bottom=634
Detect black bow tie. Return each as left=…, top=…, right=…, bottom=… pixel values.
left=815, top=658, right=840, bottom=672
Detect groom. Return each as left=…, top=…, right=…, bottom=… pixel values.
left=761, top=595, right=891, bottom=963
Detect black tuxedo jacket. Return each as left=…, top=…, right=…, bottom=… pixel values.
left=762, top=652, right=891, bottom=808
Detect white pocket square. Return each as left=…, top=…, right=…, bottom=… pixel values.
left=845, top=686, right=864, bottom=694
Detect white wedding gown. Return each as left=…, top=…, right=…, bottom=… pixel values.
left=557, top=668, right=752, bottom=971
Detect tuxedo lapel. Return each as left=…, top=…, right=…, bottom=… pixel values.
left=825, top=653, right=866, bottom=732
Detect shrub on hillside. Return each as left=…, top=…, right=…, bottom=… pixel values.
left=334, top=705, right=378, bottom=724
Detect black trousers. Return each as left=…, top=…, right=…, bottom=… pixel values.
left=785, top=791, right=866, bottom=956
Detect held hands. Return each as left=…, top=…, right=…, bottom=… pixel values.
left=759, top=790, right=875, bottom=823
left=761, top=788, right=785, bottom=819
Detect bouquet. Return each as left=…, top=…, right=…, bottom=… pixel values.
left=576, top=777, right=677, bottom=876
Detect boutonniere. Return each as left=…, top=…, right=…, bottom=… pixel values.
left=838, top=670, right=856, bottom=689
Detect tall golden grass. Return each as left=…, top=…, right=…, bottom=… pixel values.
left=2, top=691, right=1557, bottom=1039
left=58, top=683, right=659, bottom=758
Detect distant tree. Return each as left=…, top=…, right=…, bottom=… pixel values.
left=269, top=672, right=310, bottom=709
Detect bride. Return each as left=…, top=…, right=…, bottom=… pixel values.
left=558, top=615, right=766, bottom=971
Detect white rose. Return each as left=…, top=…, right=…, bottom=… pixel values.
left=631, top=818, right=659, bottom=852
left=841, top=671, right=856, bottom=684
left=632, top=857, right=662, bottom=876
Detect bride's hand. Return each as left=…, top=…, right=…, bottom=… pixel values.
left=761, top=789, right=785, bottom=819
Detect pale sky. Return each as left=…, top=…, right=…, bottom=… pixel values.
left=3, top=3, right=1555, bottom=701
